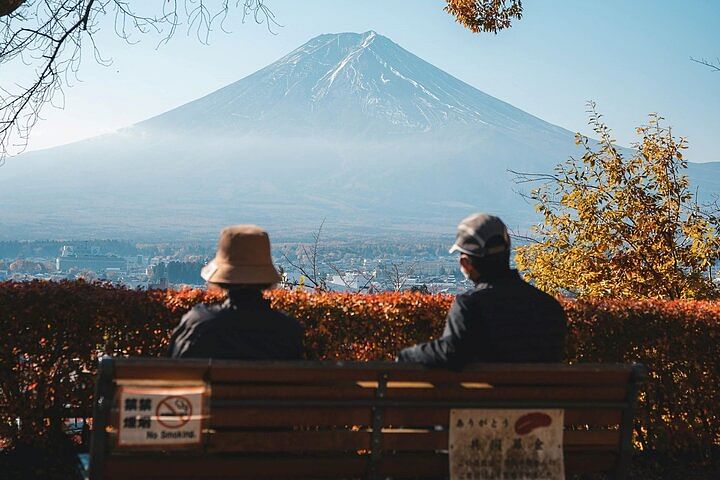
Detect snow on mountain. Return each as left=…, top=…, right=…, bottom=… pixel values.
left=138, top=31, right=571, bottom=140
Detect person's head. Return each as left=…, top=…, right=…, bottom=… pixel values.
left=449, top=213, right=511, bottom=283
left=201, top=225, right=281, bottom=294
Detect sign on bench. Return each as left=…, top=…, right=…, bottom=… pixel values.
left=118, top=385, right=207, bottom=448
left=450, top=409, right=564, bottom=480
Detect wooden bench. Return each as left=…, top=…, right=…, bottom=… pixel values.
left=88, top=358, right=645, bottom=479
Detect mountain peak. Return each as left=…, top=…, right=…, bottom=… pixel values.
left=308, top=30, right=382, bottom=43
left=139, top=31, right=567, bottom=138
left=359, top=30, right=379, bottom=43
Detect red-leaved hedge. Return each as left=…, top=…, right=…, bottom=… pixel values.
left=0, top=280, right=718, bottom=463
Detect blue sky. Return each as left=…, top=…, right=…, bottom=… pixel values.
left=10, top=0, right=720, bottom=162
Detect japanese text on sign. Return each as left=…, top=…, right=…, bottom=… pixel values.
left=449, top=409, right=564, bottom=480
left=118, top=385, right=205, bottom=447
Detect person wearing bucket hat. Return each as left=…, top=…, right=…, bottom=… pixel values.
left=167, top=225, right=303, bottom=359
left=397, top=213, right=566, bottom=368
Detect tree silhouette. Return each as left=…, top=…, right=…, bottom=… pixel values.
left=691, top=56, right=720, bottom=73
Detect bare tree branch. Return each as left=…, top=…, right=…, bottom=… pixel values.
left=355, top=268, right=378, bottom=292
left=0, top=0, right=276, bottom=161
left=509, top=168, right=602, bottom=191
left=691, top=56, right=720, bottom=72
left=326, top=262, right=377, bottom=292
left=507, top=226, right=539, bottom=245
left=380, top=261, right=417, bottom=292
left=280, top=220, right=327, bottom=291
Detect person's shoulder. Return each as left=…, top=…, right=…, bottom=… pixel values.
left=520, top=276, right=561, bottom=302
left=455, top=286, right=489, bottom=309
left=462, top=281, right=496, bottom=301
left=516, top=274, right=565, bottom=311
left=181, top=302, right=225, bottom=326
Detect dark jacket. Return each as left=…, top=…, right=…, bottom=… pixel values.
left=167, top=290, right=303, bottom=359
left=398, top=270, right=566, bottom=368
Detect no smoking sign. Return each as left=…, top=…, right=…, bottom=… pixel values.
left=156, top=396, right=193, bottom=429
left=118, top=385, right=205, bottom=447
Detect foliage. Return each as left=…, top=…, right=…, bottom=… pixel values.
left=445, top=0, right=523, bottom=33
left=561, top=297, right=720, bottom=462
left=0, top=281, right=178, bottom=446
left=0, top=280, right=718, bottom=466
left=515, top=105, right=720, bottom=300
left=268, top=290, right=451, bottom=360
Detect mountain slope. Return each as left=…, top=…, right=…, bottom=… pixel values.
left=0, top=31, right=716, bottom=240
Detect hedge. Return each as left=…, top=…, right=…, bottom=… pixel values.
left=0, top=280, right=718, bottom=465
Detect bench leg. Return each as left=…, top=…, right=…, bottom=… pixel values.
left=614, top=364, right=645, bottom=480
left=88, top=358, right=116, bottom=480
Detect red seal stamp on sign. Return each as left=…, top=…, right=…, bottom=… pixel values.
left=156, top=395, right=193, bottom=429
left=514, top=412, right=552, bottom=435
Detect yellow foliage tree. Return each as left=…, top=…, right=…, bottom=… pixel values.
left=515, top=103, right=720, bottom=299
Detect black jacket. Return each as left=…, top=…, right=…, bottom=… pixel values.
left=167, top=290, right=303, bottom=359
left=398, top=270, right=566, bottom=368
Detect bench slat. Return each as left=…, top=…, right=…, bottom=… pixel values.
left=208, top=431, right=370, bottom=453
left=103, top=455, right=367, bottom=479
left=211, top=384, right=626, bottom=401
left=208, top=407, right=621, bottom=428
left=212, top=384, right=376, bottom=400
left=379, top=452, right=618, bottom=477
left=383, top=385, right=627, bottom=401
left=208, top=367, right=631, bottom=386
left=211, top=407, right=372, bottom=428
left=115, top=364, right=209, bottom=381
left=102, top=451, right=618, bottom=478
left=207, top=429, right=620, bottom=453
left=384, top=407, right=622, bottom=427
left=383, top=369, right=631, bottom=386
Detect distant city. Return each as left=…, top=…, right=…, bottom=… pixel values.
left=0, top=238, right=475, bottom=294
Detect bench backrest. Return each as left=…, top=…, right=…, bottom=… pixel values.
left=89, top=359, right=645, bottom=480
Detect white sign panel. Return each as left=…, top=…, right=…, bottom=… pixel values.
left=118, top=385, right=205, bottom=447
left=450, top=409, right=564, bottom=480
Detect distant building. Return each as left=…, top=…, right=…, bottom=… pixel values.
left=56, top=245, right=126, bottom=273
left=103, top=268, right=122, bottom=280
left=326, top=271, right=377, bottom=292
left=148, top=278, right=169, bottom=290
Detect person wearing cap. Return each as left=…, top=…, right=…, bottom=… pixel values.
left=167, top=225, right=303, bottom=359
left=397, top=213, right=566, bottom=368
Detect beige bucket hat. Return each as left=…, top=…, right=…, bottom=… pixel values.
left=201, top=225, right=282, bottom=285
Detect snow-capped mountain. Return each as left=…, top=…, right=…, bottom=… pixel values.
left=1, top=31, right=717, bottom=239
left=138, top=31, right=570, bottom=140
